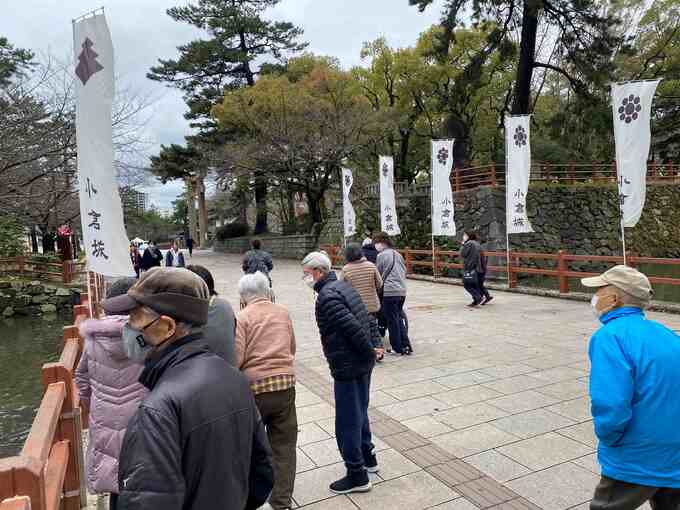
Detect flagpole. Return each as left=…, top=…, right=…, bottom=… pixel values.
left=620, top=216, right=628, bottom=266
left=504, top=118, right=512, bottom=287
left=432, top=234, right=437, bottom=279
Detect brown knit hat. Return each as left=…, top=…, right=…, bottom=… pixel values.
left=102, top=267, right=210, bottom=325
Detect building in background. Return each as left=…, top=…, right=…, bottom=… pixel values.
left=120, top=187, right=148, bottom=216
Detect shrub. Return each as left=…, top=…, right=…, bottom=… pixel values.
left=0, top=218, right=25, bottom=257
left=216, top=222, right=249, bottom=241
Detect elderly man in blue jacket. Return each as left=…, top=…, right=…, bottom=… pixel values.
left=582, top=265, right=680, bottom=510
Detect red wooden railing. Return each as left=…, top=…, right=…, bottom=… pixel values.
left=0, top=258, right=86, bottom=285
left=322, top=246, right=680, bottom=295
left=0, top=289, right=100, bottom=510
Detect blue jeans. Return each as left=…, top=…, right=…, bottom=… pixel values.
left=334, top=373, right=374, bottom=472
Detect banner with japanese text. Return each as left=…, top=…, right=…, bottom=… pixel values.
left=431, top=140, right=456, bottom=236
left=74, top=14, right=134, bottom=276
left=505, top=115, right=534, bottom=234
left=379, top=156, right=401, bottom=236
left=612, top=80, right=660, bottom=227
left=342, top=168, right=357, bottom=238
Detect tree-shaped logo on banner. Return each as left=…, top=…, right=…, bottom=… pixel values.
left=514, top=125, right=528, bottom=147
left=382, top=163, right=389, bottom=177
left=437, top=147, right=449, bottom=165
left=344, top=175, right=351, bottom=188
left=76, top=38, right=104, bottom=85
left=618, top=94, right=642, bottom=124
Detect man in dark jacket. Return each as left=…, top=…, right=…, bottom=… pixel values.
left=139, top=241, right=163, bottom=272
left=243, top=239, right=274, bottom=277
left=102, top=267, right=273, bottom=510
left=460, top=231, right=484, bottom=307
left=302, top=251, right=377, bottom=495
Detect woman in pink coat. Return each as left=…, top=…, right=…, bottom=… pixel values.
left=75, top=278, right=147, bottom=510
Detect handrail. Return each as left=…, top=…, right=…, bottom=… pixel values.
left=0, top=497, right=32, bottom=510
left=321, top=245, right=680, bottom=296
left=0, top=257, right=86, bottom=284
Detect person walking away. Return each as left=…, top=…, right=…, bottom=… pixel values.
left=165, top=240, right=186, bottom=267
left=341, top=243, right=384, bottom=362
left=75, top=278, right=148, bottom=510
left=582, top=265, right=680, bottom=510
left=361, top=238, right=378, bottom=264
left=139, top=241, right=162, bottom=272
left=101, top=267, right=273, bottom=510
left=243, top=238, right=274, bottom=280
left=373, top=233, right=412, bottom=355
left=478, top=244, right=493, bottom=305
left=302, top=251, right=378, bottom=494
left=461, top=231, right=484, bottom=307
left=236, top=272, right=297, bottom=510
left=186, top=236, right=194, bottom=257
left=187, top=264, right=237, bottom=365
left=129, top=244, right=141, bottom=279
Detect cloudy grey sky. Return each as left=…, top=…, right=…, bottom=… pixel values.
left=2, top=0, right=444, bottom=210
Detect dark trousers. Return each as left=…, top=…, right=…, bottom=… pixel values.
left=334, top=373, right=374, bottom=472
left=368, top=313, right=383, bottom=349
left=255, top=387, right=298, bottom=510
left=381, top=296, right=411, bottom=354
left=463, top=275, right=483, bottom=304
left=478, top=272, right=491, bottom=300
left=109, top=493, right=118, bottom=510
left=591, top=476, right=680, bottom=510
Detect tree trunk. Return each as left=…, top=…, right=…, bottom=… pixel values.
left=511, top=0, right=540, bottom=114
left=30, top=226, right=39, bottom=253
left=197, top=173, right=208, bottom=245
left=185, top=177, right=199, bottom=247
left=254, top=173, right=268, bottom=234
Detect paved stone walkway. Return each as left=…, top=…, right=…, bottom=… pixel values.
left=90, top=250, right=680, bottom=510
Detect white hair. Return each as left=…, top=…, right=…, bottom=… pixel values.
left=238, top=272, right=271, bottom=303
left=302, top=251, right=331, bottom=273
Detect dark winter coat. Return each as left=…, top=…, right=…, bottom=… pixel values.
left=361, top=244, right=378, bottom=264
left=461, top=240, right=483, bottom=272
left=164, top=249, right=186, bottom=268
left=117, top=334, right=273, bottom=510
left=242, top=249, right=274, bottom=275
left=313, top=272, right=376, bottom=381
left=139, top=247, right=163, bottom=271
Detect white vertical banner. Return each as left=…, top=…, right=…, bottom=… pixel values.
left=379, top=156, right=401, bottom=236
left=342, top=168, right=357, bottom=238
left=505, top=115, right=534, bottom=234
left=74, top=13, right=134, bottom=276
left=612, top=80, right=660, bottom=227
left=431, top=140, right=456, bottom=236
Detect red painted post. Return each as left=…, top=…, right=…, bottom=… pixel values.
left=454, top=169, right=462, bottom=193
left=490, top=164, right=497, bottom=186
left=432, top=246, right=438, bottom=277
left=569, top=162, right=576, bottom=184
left=405, top=248, right=412, bottom=274
left=508, top=255, right=518, bottom=288
left=558, top=250, right=569, bottom=294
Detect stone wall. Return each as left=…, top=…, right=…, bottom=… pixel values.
left=213, top=234, right=320, bottom=260
left=1, top=280, right=80, bottom=317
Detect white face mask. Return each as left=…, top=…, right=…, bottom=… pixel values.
left=463, top=234, right=469, bottom=243
left=591, top=294, right=602, bottom=319
left=375, top=243, right=386, bottom=252
left=303, top=274, right=315, bottom=289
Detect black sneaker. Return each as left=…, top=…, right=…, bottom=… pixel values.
left=482, top=296, right=493, bottom=305
left=329, top=469, right=372, bottom=494
left=364, top=452, right=379, bottom=473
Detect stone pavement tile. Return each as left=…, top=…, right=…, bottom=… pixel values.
left=349, top=471, right=458, bottom=510
left=402, top=415, right=453, bottom=438
left=293, top=462, right=348, bottom=506
left=426, top=459, right=483, bottom=487
left=437, top=371, right=498, bottom=390
left=384, top=380, right=451, bottom=401
left=298, top=422, right=333, bottom=447
left=296, top=390, right=324, bottom=408
left=369, top=390, right=399, bottom=407
left=297, top=449, right=317, bottom=473
left=402, top=444, right=456, bottom=468
left=430, top=497, right=481, bottom=510
left=380, top=430, right=431, bottom=452
left=487, top=390, right=561, bottom=414
left=301, top=438, right=344, bottom=467
left=432, top=424, right=520, bottom=458
left=488, top=497, right=543, bottom=510
left=523, top=354, right=585, bottom=370
left=497, top=432, right=593, bottom=471
left=556, top=421, right=597, bottom=447
left=295, top=496, right=358, bottom=509
left=433, top=385, right=505, bottom=408
left=464, top=450, right=532, bottom=483
left=535, top=380, right=589, bottom=400
left=491, top=409, right=577, bottom=439
left=456, top=476, right=518, bottom=509
left=481, top=375, right=549, bottom=395
left=571, top=453, right=600, bottom=474
left=479, top=363, right=538, bottom=379
left=506, top=462, right=600, bottom=510
left=378, top=396, right=448, bottom=421
left=372, top=448, right=421, bottom=480
left=369, top=418, right=409, bottom=437
left=436, top=402, right=509, bottom=430
left=437, top=358, right=497, bottom=373
left=547, top=397, right=592, bottom=422
left=316, top=418, right=336, bottom=437
left=398, top=366, right=454, bottom=383
left=528, top=367, right=587, bottom=383
left=297, top=402, right=336, bottom=424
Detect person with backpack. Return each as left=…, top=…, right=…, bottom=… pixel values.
left=242, top=239, right=274, bottom=281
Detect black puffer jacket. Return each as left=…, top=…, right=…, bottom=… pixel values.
left=118, top=334, right=273, bottom=510
left=314, top=272, right=376, bottom=381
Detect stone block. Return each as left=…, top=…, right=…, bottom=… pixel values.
left=55, top=287, right=72, bottom=297
left=464, top=450, right=531, bottom=483
left=42, top=286, right=57, bottom=295
left=2, top=306, right=13, bottom=317
left=16, top=294, right=32, bottom=307
left=349, top=471, right=458, bottom=510
left=26, top=284, right=43, bottom=295
left=32, top=294, right=49, bottom=304
left=40, top=304, right=57, bottom=314
left=497, top=432, right=593, bottom=471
